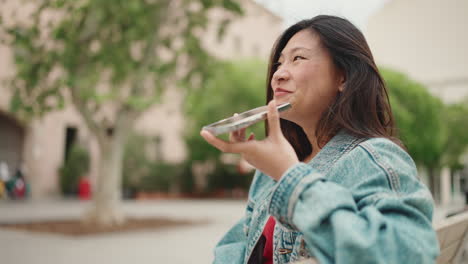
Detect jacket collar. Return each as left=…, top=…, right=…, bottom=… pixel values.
left=308, top=129, right=365, bottom=175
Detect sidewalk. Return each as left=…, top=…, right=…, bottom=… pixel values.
left=0, top=199, right=245, bottom=264
left=0, top=198, right=466, bottom=264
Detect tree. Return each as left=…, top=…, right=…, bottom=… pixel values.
left=184, top=59, right=267, bottom=192
left=0, top=0, right=242, bottom=226
left=381, top=68, right=447, bottom=197
left=185, top=59, right=267, bottom=161
left=441, top=101, right=468, bottom=172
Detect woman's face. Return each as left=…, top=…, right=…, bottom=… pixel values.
left=271, top=29, right=344, bottom=126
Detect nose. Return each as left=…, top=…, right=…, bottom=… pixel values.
left=271, top=67, right=290, bottom=86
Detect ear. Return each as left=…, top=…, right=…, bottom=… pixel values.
left=338, top=82, right=345, bottom=92
left=338, top=72, right=346, bottom=92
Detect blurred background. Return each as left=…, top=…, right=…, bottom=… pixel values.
left=0, top=0, right=467, bottom=263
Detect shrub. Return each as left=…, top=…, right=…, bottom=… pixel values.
left=59, top=145, right=90, bottom=196
left=122, top=133, right=152, bottom=193
left=206, top=162, right=254, bottom=193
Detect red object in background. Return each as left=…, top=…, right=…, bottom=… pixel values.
left=13, top=178, right=26, bottom=199
left=78, top=178, right=91, bottom=200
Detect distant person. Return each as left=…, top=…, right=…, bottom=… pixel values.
left=0, top=161, right=11, bottom=199
left=201, top=16, right=439, bottom=264
left=0, top=161, right=9, bottom=199
left=0, top=161, right=9, bottom=182
left=78, top=177, right=91, bottom=200
left=11, top=167, right=28, bottom=199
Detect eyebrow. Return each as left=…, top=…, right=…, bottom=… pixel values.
left=279, top=47, right=312, bottom=58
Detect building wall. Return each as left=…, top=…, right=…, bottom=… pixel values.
left=365, top=0, right=468, bottom=103
left=0, top=0, right=283, bottom=198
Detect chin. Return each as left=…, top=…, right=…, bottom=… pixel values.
left=274, top=98, right=289, bottom=106
left=279, top=107, right=308, bottom=127
left=279, top=111, right=295, bottom=123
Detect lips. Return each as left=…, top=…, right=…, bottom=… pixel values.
left=274, top=88, right=293, bottom=97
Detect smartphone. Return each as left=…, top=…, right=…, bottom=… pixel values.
left=202, top=102, right=291, bottom=135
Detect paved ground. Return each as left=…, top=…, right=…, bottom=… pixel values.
left=0, top=198, right=466, bottom=264
left=0, top=199, right=245, bottom=264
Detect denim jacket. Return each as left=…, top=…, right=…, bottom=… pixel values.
left=213, top=130, right=440, bottom=264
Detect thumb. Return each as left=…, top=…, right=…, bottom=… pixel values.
left=267, top=100, right=282, bottom=138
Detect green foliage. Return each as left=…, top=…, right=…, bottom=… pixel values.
left=184, top=59, right=268, bottom=162
left=122, top=133, right=195, bottom=193
left=441, top=101, right=468, bottom=170
left=381, top=68, right=447, bottom=168
left=122, top=133, right=151, bottom=190
left=0, top=0, right=244, bottom=201
left=0, top=0, right=243, bottom=119
left=206, top=162, right=254, bottom=193
left=138, top=162, right=176, bottom=192
left=134, top=161, right=195, bottom=193
left=59, top=144, right=90, bottom=195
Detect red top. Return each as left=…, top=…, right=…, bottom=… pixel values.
left=78, top=178, right=91, bottom=200
left=262, top=216, right=276, bottom=264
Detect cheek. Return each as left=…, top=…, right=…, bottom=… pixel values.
left=290, top=63, right=337, bottom=110
left=292, top=81, right=337, bottom=115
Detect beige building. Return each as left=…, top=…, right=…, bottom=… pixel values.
left=365, top=0, right=468, bottom=104
left=0, top=0, right=283, bottom=198
left=365, top=0, right=468, bottom=205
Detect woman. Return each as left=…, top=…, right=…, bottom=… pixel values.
left=201, top=15, right=439, bottom=264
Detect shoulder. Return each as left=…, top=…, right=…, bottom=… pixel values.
left=358, top=137, right=417, bottom=176
left=358, top=138, right=417, bottom=177
left=332, top=137, right=419, bottom=193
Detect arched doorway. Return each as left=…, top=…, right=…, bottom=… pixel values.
left=0, top=111, right=25, bottom=177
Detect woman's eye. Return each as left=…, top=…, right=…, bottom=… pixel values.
left=274, top=62, right=282, bottom=68
left=293, top=55, right=305, bottom=61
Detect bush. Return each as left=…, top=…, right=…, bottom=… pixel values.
left=206, top=162, right=254, bottom=193
left=122, top=133, right=196, bottom=195
left=136, top=161, right=195, bottom=193
left=122, top=133, right=152, bottom=193
left=183, top=60, right=266, bottom=195
left=174, top=161, right=196, bottom=194
left=137, top=163, right=175, bottom=192
left=59, top=145, right=90, bottom=196
left=184, top=59, right=267, bottom=162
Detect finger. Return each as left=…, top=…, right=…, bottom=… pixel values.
left=238, top=127, right=246, bottom=140
left=230, top=113, right=247, bottom=142
left=229, top=131, right=236, bottom=142
left=230, top=113, right=242, bottom=142
left=267, top=100, right=281, bottom=138
left=202, top=130, right=234, bottom=152
left=229, top=129, right=246, bottom=142
left=201, top=130, right=248, bottom=153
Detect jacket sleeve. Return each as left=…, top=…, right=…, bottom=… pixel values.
left=213, top=170, right=263, bottom=264
left=268, top=139, right=440, bottom=264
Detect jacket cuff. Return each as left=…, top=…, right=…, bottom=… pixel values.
left=268, top=163, right=323, bottom=229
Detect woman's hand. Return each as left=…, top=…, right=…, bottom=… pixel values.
left=200, top=100, right=299, bottom=181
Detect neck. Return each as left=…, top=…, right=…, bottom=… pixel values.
left=300, top=121, right=321, bottom=162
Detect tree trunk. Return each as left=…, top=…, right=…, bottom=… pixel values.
left=83, top=118, right=132, bottom=227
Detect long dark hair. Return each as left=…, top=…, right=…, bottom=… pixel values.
left=266, top=15, right=401, bottom=161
